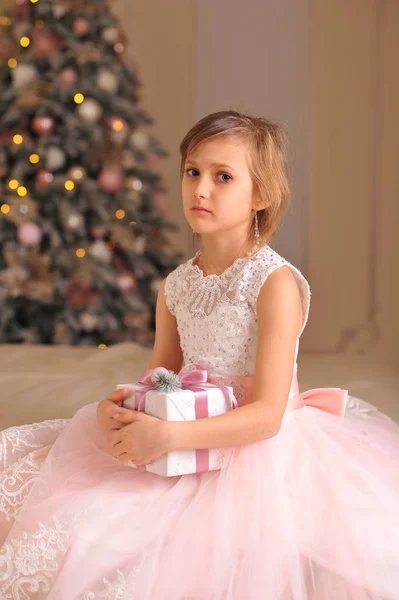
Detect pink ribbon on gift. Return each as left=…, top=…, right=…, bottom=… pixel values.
left=133, top=364, right=238, bottom=473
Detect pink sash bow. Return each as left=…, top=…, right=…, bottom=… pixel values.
left=297, top=387, right=348, bottom=417
left=286, top=372, right=348, bottom=418
left=208, top=371, right=349, bottom=418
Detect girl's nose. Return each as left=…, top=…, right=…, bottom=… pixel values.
left=194, top=177, right=210, bottom=199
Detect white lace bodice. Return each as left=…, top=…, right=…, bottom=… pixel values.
left=164, top=244, right=311, bottom=377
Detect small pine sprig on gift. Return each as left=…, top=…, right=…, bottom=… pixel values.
left=150, top=367, right=182, bottom=393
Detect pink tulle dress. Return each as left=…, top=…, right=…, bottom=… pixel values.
left=1, top=244, right=398, bottom=599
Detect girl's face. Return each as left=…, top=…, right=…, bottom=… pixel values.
left=182, top=137, right=260, bottom=239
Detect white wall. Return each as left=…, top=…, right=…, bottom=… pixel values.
left=194, top=0, right=312, bottom=271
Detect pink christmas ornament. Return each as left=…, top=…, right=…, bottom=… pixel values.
left=73, top=18, right=90, bottom=37
left=117, top=272, right=136, bottom=294
left=32, top=29, right=62, bottom=58
left=145, top=152, right=161, bottom=167
left=32, top=115, right=55, bottom=136
left=36, top=169, right=54, bottom=187
left=12, top=5, right=29, bottom=18
left=17, top=222, right=42, bottom=247
left=98, top=167, right=123, bottom=192
left=91, top=225, right=108, bottom=239
left=14, top=1, right=29, bottom=17
left=58, top=67, right=78, bottom=85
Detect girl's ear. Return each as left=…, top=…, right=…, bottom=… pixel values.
left=253, top=199, right=268, bottom=212
left=252, top=189, right=267, bottom=212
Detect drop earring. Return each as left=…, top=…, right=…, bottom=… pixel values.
left=254, top=210, right=260, bottom=245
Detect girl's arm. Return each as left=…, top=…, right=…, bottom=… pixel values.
left=167, top=266, right=303, bottom=450
left=148, top=278, right=184, bottom=372
left=97, top=278, right=183, bottom=434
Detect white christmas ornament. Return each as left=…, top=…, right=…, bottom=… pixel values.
left=67, top=214, right=83, bottom=230
left=88, top=240, right=111, bottom=263
left=132, top=178, right=143, bottom=191
left=77, top=98, right=103, bottom=124
left=80, top=312, right=98, bottom=331
left=134, top=236, right=146, bottom=255
left=101, top=27, right=119, bottom=44
left=53, top=4, right=68, bottom=18
left=97, top=68, right=118, bottom=93
left=130, top=130, right=148, bottom=150
left=46, top=146, right=66, bottom=171
left=12, top=64, right=38, bottom=91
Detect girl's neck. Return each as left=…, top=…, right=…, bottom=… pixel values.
left=195, top=238, right=257, bottom=276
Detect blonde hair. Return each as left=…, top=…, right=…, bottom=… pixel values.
left=179, top=109, right=290, bottom=246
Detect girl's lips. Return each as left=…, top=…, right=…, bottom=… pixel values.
left=191, top=207, right=211, bottom=213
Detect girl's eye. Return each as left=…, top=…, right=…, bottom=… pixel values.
left=218, top=173, right=232, bottom=182
left=184, top=168, right=232, bottom=182
left=185, top=168, right=199, bottom=177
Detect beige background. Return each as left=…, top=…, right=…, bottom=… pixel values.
left=115, top=0, right=399, bottom=370
left=0, top=0, right=398, bottom=381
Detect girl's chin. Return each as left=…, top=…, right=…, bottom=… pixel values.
left=189, top=225, right=214, bottom=235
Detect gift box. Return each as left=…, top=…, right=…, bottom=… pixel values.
left=116, top=365, right=237, bottom=477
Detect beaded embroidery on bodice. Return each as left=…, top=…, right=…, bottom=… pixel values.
left=164, top=244, right=311, bottom=377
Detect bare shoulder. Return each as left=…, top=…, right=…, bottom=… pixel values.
left=258, top=265, right=300, bottom=300
left=256, top=265, right=302, bottom=335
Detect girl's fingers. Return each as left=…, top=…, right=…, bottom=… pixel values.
left=106, top=402, right=129, bottom=417
left=112, top=411, right=138, bottom=423
left=106, top=388, right=129, bottom=404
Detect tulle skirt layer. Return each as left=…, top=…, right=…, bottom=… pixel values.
left=1, top=395, right=399, bottom=599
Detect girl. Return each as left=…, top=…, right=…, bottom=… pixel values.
left=1, top=110, right=398, bottom=599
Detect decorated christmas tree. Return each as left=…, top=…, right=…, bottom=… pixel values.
left=0, top=0, right=181, bottom=347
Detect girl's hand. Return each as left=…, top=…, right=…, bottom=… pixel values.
left=96, top=388, right=130, bottom=442
left=109, top=410, right=173, bottom=466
